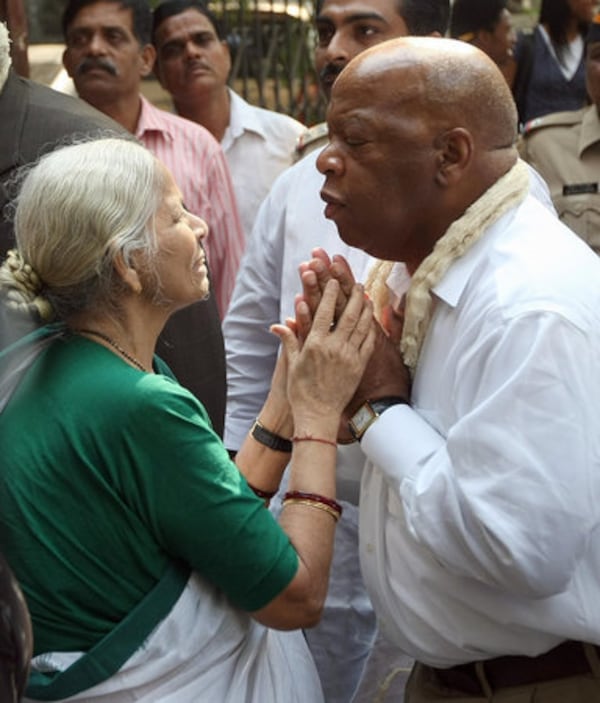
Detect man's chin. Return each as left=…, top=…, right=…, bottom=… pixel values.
left=75, top=82, right=117, bottom=106
left=335, top=225, right=363, bottom=252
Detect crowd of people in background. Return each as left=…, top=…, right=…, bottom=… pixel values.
left=1, top=0, right=600, bottom=701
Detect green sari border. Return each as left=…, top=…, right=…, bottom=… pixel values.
left=26, top=561, right=191, bottom=700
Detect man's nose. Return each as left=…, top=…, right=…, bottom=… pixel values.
left=316, top=141, right=342, bottom=176
left=322, top=29, right=351, bottom=65
left=88, top=32, right=108, bottom=54
left=184, top=38, right=202, bottom=59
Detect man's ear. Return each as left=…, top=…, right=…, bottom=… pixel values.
left=433, top=127, right=473, bottom=187
left=221, top=39, right=232, bottom=75
left=113, top=252, right=143, bottom=294
left=153, top=51, right=164, bottom=85
left=139, top=43, right=156, bottom=78
left=62, top=47, right=76, bottom=78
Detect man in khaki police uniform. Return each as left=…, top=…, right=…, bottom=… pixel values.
left=519, top=16, right=600, bottom=255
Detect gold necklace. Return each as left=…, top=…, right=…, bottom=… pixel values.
left=74, top=328, right=150, bottom=373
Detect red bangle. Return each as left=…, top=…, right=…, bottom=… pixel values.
left=283, top=491, right=343, bottom=517
left=292, top=435, right=337, bottom=448
left=247, top=483, right=277, bottom=500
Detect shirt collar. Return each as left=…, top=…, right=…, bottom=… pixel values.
left=578, top=104, right=600, bottom=156
left=135, top=94, right=174, bottom=143
left=223, top=88, right=263, bottom=145
left=386, top=207, right=517, bottom=310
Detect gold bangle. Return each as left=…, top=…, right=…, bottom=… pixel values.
left=282, top=498, right=341, bottom=522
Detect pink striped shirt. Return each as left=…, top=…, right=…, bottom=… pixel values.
left=136, top=96, right=244, bottom=318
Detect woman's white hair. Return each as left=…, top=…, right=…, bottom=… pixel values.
left=0, top=137, right=165, bottom=321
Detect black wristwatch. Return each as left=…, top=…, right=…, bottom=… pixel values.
left=348, top=396, right=408, bottom=441
left=251, top=419, right=293, bottom=452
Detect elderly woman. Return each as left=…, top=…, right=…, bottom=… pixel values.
left=0, top=138, right=375, bottom=702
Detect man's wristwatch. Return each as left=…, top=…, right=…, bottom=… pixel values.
left=348, top=396, right=409, bottom=441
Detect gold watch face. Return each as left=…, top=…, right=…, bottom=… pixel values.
left=349, top=402, right=377, bottom=438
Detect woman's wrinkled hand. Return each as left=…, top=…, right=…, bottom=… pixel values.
left=271, top=279, right=375, bottom=430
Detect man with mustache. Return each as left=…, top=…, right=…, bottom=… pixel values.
left=222, top=2, right=450, bottom=701
left=151, top=0, right=305, bottom=241
left=61, top=0, right=245, bottom=438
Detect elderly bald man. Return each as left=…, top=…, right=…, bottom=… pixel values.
left=299, top=37, right=600, bottom=702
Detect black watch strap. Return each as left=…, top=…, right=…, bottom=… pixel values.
left=370, top=396, right=409, bottom=415
left=251, top=420, right=293, bottom=452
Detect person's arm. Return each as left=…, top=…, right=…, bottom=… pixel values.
left=222, top=174, right=290, bottom=451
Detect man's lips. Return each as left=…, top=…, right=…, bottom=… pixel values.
left=186, top=61, right=212, bottom=76
left=320, top=189, right=343, bottom=219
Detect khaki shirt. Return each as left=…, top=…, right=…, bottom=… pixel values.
left=295, top=121, right=329, bottom=161
left=518, top=106, right=600, bottom=255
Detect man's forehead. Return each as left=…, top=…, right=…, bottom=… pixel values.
left=317, top=0, right=401, bottom=24
left=68, top=2, right=134, bottom=28
left=332, top=55, right=424, bottom=104
left=156, top=10, right=216, bottom=41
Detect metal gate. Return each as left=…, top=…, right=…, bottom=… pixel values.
left=20, top=0, right=326, bottom=125
left=209, top=0, right=326, bottom=125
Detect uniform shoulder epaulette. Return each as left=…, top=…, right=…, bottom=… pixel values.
left=295, top=122, right=329, bottom=159
left=522, top=109, right=586, bottom=136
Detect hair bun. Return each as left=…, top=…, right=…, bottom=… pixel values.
left=1, top=249, right=54, bottom=321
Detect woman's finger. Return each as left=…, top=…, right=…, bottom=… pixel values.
left=330, top=283, right=367, bottom=340
left=309, top=279, right=340, bottom=336
left=270, top=322, right=300, bottom=360
left=294, top=297, right=313, bottom=343
left=299, top=269, right=322, bottom=317
left=348, top=297, right=375, bottom=349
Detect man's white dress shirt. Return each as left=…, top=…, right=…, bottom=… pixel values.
left=359, top=195, right=600, bottom=667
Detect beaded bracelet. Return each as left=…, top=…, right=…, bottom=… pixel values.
left=247, top=483, right=277, bottom=501
left=282, top=490, right=343, bottom=521
left=292, top=435, right=337, bottom=448
left=251, top=419, right=292, bottom=453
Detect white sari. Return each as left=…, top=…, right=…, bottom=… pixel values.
left=25, top=571, right=324, bottom=703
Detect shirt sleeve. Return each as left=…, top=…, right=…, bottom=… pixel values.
left=222, top=175, right=289, bottom=451
left=362, top=311, right=597, bottom=600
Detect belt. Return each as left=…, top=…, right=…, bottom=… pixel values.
left=431, top=640, right=600, bottom=695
